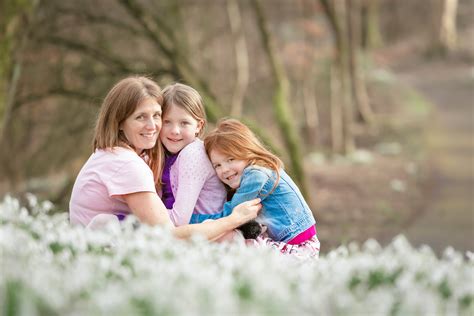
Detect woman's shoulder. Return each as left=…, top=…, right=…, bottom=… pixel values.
left=93, top=147, right=145, bottom=166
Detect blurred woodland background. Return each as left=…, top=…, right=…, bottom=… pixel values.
left=1, top=0, right=473, bottom=253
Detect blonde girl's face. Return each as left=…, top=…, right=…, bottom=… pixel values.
left=120, top=97, right=162, bottom=155
left=160, top=104, right=203, bottom=154
left=210, top=149, right=248, bottom=189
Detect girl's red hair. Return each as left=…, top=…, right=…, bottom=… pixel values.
left=204, top=118, right=282, bottom=189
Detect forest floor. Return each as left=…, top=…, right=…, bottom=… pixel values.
left=396, top=57, right=474, bottom=255
left=310, top=49, right=473, bottom=255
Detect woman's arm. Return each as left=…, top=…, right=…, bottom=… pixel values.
left=172, top=199, right=261, bottom=241
left=123, top=192, right=174, bottom=226
left=123, top=192, right=261, bottom=241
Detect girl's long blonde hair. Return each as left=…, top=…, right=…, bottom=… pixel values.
left=93, top=76, right=164, bottom=188
left=204, top=118, right=283, bottom=189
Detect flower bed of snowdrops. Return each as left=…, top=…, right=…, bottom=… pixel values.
left=0, top=195, right=473, bottom=316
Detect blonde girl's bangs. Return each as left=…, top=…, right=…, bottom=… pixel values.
left=162, top=83, right=207, bottom=137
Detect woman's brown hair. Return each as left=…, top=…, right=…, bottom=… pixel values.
left=93, top=76, right=164, bottom=187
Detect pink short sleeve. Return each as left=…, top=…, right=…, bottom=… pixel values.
left=69, top=148, right=157, bottom=226
left=106, top=159, right=156, bottom=196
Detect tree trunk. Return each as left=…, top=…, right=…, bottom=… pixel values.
left=360, top=0, right=382, bottom=51
left=347, top=0, right=375, bottom=126
left=339, top=0, right=355, bottom=155
left=299, top=1, right=320, bottom=149
left=320, top=0, right=355, bottom=155
left=330, top=63, right=343, bottom=154
left=251, top=0, right=308, bottom=197
left=335, top=0, right=355, bottom=155
left=0, top=0, right=40, bottom=190
left=301, top=65, right=320, bottom=148
left=0, top=0, right=40, bottom=139
left=439, top=0, right=458, bottom=54
left=430, top=0, right=458, bottom=56
left=227, top=0, right=249, bottom=118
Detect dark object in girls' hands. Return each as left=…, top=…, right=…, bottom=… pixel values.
left=237, top=220, right=262, bottom=239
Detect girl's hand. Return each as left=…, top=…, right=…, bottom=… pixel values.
left=230, top=198, right=262, bottom=226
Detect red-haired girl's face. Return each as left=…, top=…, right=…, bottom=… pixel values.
left=209, top=149, right=248, bottom=189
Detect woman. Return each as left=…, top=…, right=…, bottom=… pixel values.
left=69, top=76, right=260, bottom=240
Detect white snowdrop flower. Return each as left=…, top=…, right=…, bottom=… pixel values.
left=419, top=244, right=436, bottom=257
left=18, top=207, right=30, bottom=221
left=443, top=246, right=463, bottom=265
left=405, top=161, right=418, bottom=175
left=1, top=195, right=474, bottom=315
left=41, top=200, right=54, bottom=212
left=374, top=142, right=402, bottom=155
left=349, top=149, right=374, bottom=164
left=308, top=151, right=326, bottom=165
left=363, top=238, right=382, bottom=254
left=390, top=179, right=406, bottom=192
left=391, top=235, right=413, bottom=253
left=466, top=251, right=474, bottom=262
left=25, top=192, right=38, bottom=208
left=348, top=241, right=360, bottom=253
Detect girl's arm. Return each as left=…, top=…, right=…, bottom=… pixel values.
left=172, top=199, right=261, bottom=241
left=189, top=210, right=231, bottom=223
left=190, top=168, right=269, bottom=223
left=123, top=191, right=261, bottom=241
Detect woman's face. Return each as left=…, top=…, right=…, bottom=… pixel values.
left=121, top=97, right=162, bottom=154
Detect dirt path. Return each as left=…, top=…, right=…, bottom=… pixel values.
left=394, top=60, right=474, bottom=254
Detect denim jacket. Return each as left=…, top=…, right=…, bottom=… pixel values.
left=190, top=165, right=316, bottom=242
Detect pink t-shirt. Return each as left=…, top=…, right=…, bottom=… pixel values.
left=168, top=139, right=227, bottom=226
left=69, top=147, right=156, bottom=226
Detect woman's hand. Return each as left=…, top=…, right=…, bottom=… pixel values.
left=229, top=198, right=262, bottom=226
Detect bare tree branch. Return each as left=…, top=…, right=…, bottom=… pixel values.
left=16, top=87, right=98, bottom=107
left=118, top=0, right=223, bottom=122
left=55, top=6, right=143, bottom=37
left=42, top=35, right=149, bottom=75
left=118, top=0, right=175, bottom=59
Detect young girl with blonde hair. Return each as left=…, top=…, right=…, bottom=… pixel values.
left=159, top=83, right=229, bottom=226
left=193, top=118, right=320, bottom=258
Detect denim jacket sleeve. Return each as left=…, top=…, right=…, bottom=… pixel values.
left=189, top=167, right=270, bottom=223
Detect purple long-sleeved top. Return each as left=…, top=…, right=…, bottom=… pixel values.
left=162, top=153, right=178, bottom=209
